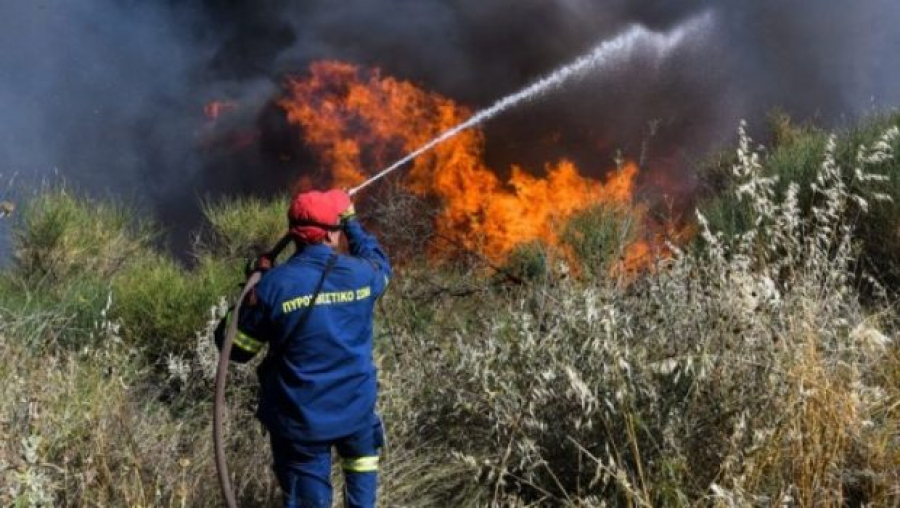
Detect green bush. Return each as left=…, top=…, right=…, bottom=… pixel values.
left=199, top=196, right=289, bottom=260
left=110, top=253, right=235, bottom=358
left=0, top=188, right=158, bottom=349
left=11, top=187, right=155, bottom=286
left=0, top=272, right=110, bottom=350
left=499, top=241, right=549, bottom=282
left=0, top=189, right=259, bottom=357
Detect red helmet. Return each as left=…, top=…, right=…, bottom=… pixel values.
left=287, top=189, right=351, bottom=243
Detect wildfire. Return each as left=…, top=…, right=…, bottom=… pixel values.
left=279, top=61, right=648, bottom=264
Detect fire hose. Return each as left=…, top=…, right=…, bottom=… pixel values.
left=213, top=234, right=291, bottom=508
left=212, top=184, right=381, bottom=507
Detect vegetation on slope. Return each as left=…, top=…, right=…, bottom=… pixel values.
left=1, top=115, right=899, bottom=506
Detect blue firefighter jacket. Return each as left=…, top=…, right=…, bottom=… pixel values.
left=223, top=220, right=391, bottom=442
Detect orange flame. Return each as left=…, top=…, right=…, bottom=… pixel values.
left=280, top=61, right=645, bottom=263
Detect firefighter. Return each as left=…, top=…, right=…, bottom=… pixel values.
left=216, top=189, right=391, bottom=508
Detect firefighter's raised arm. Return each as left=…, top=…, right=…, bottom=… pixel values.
left=340, top=197, right=392, bottom=297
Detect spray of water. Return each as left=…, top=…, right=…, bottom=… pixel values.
left=349, top=12, right=712, bottom=196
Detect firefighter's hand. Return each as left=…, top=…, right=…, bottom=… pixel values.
left=244, top=254, right=273, bottom=278
left=340, top=203, right=356, bottom=224
left=337, top=189, right=356, bottom=224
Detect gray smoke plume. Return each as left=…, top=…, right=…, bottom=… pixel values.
left=1, top=0, right=899, bottom=255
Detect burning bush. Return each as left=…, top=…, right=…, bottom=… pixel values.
left=280, top=61, right=646, bottom=265
left=560, top=203, right=644, bottom=278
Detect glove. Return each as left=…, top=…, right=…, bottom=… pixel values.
left=337, top=189, right=356, bottom=224
left=339, top=203, right=356, bottom=224
left=244, top=254, right=273, bottom=278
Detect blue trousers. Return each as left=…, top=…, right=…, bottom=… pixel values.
left=270, top=418, right=383, bottom=508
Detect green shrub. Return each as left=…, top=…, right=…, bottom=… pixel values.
left=0, top=272, right=110, bottom=350
left=499, top=241, right=549, bottom=282
left=199, top=196, right=289, bottom=260
left=0, top=187, right=163, bottom=348
left=11, top=187, right=155, bottom=286
left=0, top=188, right=252, bottom=356
left=111, top=253, right=235, bottom=358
